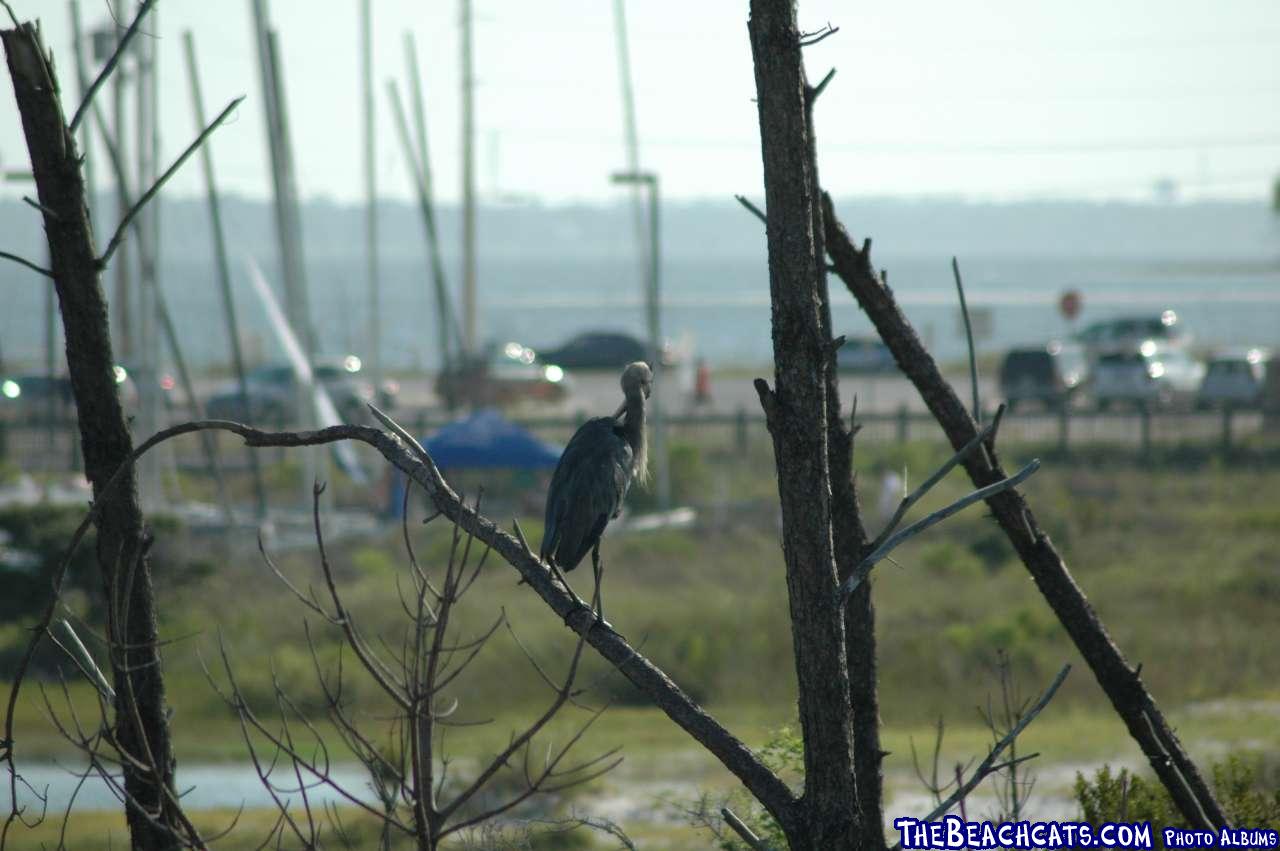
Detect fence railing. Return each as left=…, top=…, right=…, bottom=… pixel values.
left=3, top=405, right=1276, bottom=475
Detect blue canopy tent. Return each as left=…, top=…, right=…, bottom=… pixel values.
left=385, top=410, right=562, bottom=517
left=424, top=409, right=563, bottom=469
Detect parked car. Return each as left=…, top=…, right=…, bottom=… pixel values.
left=836, top=336, right=896, bottom=374
left=204, top=355, right=397, bottom=424
left=998, top=341, right=1087, bottom=411
left=0, top=365, right=150, bottom=421
left=538, top=331, right=673, bottom=370
left=1092, top=343, right=1204, bottom=410
left=0, top=374, right=75, bottom=422
left=114, top=362, right=183, bottom=410
left=1196, top=348, right=1270, bottom=409
left=1074, top=310, right=1189, bottom=354
left=435, top=342, right=570, bottom=408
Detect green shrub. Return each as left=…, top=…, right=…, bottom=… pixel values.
left=629, top=440, right=712, bottom=510
left=0, top=505, right=101, bottom=654
left=680, top=725, right=801, bottom=850
left=1075, top=754, right=1280, bottom=848
left=917, top=540, right=986, bottom=579
left=942, top=606, right=1057, bottom=670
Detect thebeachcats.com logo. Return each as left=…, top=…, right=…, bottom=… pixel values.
left=893, top=815, right=1155, bottom=849
left=893, top=816, right=1280, bottom=850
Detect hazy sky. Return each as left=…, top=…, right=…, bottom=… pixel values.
left=2, top=0, right=1278, bottom=204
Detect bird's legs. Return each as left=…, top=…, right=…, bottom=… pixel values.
left=549, top=560, right=571, bottom=591
left=591, top=541, right=605, bottom=624
left=548, top=560, right=586, bottom=607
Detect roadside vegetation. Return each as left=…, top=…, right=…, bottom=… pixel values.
left=3, top=437, right=1278, bottom=846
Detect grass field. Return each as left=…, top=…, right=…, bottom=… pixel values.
left=3, top=437, right=1279, bottom=847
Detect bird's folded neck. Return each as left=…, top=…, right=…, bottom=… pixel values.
left=620, top=395, right=648, bottom=482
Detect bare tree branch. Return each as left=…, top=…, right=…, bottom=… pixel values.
left=870, top=404, right=1005, bottom=553
left=821, top=190, right=1228, bottom=830
left=839, top=459, right=1040, bottom=602
left=809, top=66, right=836, bottom=100
left=798, top=22, right=839, bottom=46
left=723, top=806, right=776, bottom=850
left=98, top=95, right=244, bottom=268
left=891, top=664, right=1071, bottom=850
left=951, top=257, right=981, bottom=424
left=0, top=249, right=52, bottom=276
left=734, top=193, right=767, bottom=226
left=67, top=0, right=157, bottom=133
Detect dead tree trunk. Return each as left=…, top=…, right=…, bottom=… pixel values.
left=821, top=193, right=1228, bottom=831
left=748, top=1, right=861, bottom=847
left=3, top=23, right=179, bottom=849
left=796, top=49, right=888, bottom=851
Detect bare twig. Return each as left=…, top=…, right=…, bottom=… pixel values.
left=722, top=806, right=775, bottom=850
left=512, top=517, right=536, bottom=559
left=952, top=257, right=980, bottom=424
left=0, top=249, right=51, bottom=276
left=54, top=619, right=116, bottom=701
left=798, top=22, right=839, bottom=46
left=890, top=664, right=1071, bottom=850
left=67, top=0, right=157, bottom=133
left=22, top=194, right=57, bottom=219
left=734, top=194, right=767, bottom=226
left=809, top=67, right=836, bottom=100
left=839, top=458, right=1040, bottom=602
left=870, top=404, right=1006, bottom=553
left=98, top=95, right=245, bottom=269
left=909, top=717, right=953, bottom=807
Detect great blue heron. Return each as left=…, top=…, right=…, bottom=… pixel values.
left=540, top=361, right=652, bottom=620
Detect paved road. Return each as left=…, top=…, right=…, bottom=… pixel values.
left=393, top=367, right=997, bottom=420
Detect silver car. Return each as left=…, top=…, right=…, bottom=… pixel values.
left=1093, top=343, right=1204, bottom=410
left=1197, top=348, right=1269, bottom=409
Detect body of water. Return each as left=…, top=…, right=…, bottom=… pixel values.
left=3, top=252, right=1277, bottom=373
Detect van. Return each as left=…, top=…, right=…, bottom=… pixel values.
left=998, top=342, right=1087, bottom=411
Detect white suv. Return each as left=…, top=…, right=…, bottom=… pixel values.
left=1093, top=343, right=1204, bottom=410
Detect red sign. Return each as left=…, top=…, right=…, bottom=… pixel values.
left=1059, top=289, right=1083, bottom=320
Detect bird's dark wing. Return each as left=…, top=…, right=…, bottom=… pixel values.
left=540, top=416, right=634, bottom=571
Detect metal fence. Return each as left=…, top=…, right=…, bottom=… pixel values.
left=1, top=406, right=1275, bottom=475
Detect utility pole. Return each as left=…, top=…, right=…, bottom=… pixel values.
left=106, top=21, right=132, bottom=360
left=460, top=0, right=477, bottom=357
left=361, top=0, right=380, bottom=389
left=184, top=31, right=268, bottom=520
left=135, top=1, right=162, bottom=508
left=69, top=1, right=96, bottom=232
left=612, top=0, right=648, bottom=292
left=398, top=33, right=462, bottom=381
left=250, top=0, right=319, bottom=502
left=250, top=0, right=314, bottom=360
left=610, top=171, right=668, bottom=511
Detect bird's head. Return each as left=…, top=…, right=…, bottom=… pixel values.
left=620, top=361, right=653, bottom=401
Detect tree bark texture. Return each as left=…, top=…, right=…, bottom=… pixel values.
left=821, top=192, right=1227, bottom=832
left=797, top=47, right=888, bottom=851
left=3, top=23, right=179, bottom=849
left=748, top=2, right=860, bottom=846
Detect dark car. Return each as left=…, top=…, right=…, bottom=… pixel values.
left=0, top=374, right=75, bottom=422
left=836, top=336, right=896, bottom=374
left=1196, top=348, right=1269, bottom=409
left=204, top=356, right=397, bottom=425
left=999, top=342, right=1087, bottom=411
left=538, top=331, right=669, bottom=370
left=435, top=341, right=570, bottom=408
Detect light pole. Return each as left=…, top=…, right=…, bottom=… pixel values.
left=610, top=170, right=669, bottom=510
